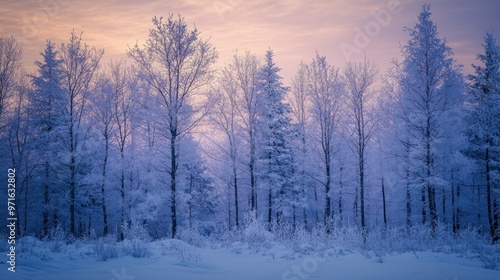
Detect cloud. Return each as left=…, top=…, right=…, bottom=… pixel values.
left=1, top=0, right=499, bottom=79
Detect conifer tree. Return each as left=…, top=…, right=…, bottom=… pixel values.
left=256, top=50, right=294, bottom=227
left=466, top=32, right=500, bottom=243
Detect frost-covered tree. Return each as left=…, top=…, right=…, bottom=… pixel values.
left=31, top=40, right=65, bottom=236
left=0, top=36, right=22, bottom=129
left=107, top=60, right=137, bottom=240
left=305, top=53, right=344, bottom=230
left=182, top=159, right=217, bottom=230
left=465, top=32, right=500, bottom=243
left=256, top=49, right=294, bottom=227
left=231, top=51, right=260, bottom=216
left=344, top=58, right=378, bottom=233
left=128, top=15, right=217, bottom=238
left=289, top=61, right=313, bottom=228
left=88, top=61, right=134, bottom=238
left=59, top=31, right=103, bottom=236
left=392, top=5, right=463, bottom=234
left=212, top=65, right=242, bottom=229
left=8, top=75, right=36, bottom=237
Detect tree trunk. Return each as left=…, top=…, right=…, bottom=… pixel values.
left=426, top=107, right=437, bottom=234
left=120, top=170, right=125, bottom=240
left=382, top=178, right=387, bottom=228
left=406, top=169, right=412, bottom=230
left=339, top=166, right=344, bottom=226
left=360, top=150, right=365, bottom=231
left=314, top=187, right=319, bottom=225
left=456, top=183, right=460, bottom=233
left=325, top=153, right=331, bottom=231
left=120, top=149, right=126, bottom=241
left=23, top=177, right=28, bottom=236
left=42, top=161, right=50, bottom=237
left=170, top=133, right=178, bottom=238
left=250, top=134, right=256, bottom=214
left=268, top=189, right=272, bottom=230
left=354, top=185, right=358, bottom=225
left=188, top=174, right=193, bottom=230
left=227, top=183, right=232, bottom=229
left=442, top=184, right=446, bottom=224
left=303, top=208, right=307, bottom=229
left=421, top=187, right=427, bottom=224
left=101, top=134, right=109, bottom=237
left=493, top=198, right=499, bottom=243
left=70, top=153, right=76, bottom=236
left=485, top=146, right=498, bottom=243
left=452, top=180, right=457, bottom=235
left=232, top=154, right=239, bottom=229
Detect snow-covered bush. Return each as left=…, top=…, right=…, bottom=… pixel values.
left=94, top=235, right=119, bottom=261
left=123, top=220, right=150, bottom=241
left=242, top=215, right=274, bottom=252
left=290, top=227, right=316, bottom=255
left=167, top=239, right=202, bottom=262
left=288, top=226, right=330, bottom=256
left=218, top=228, right=242, bottom=248
left=364, top=228, right=390, bottom=263
left=467, top=234, right=500, bottom=270
left=40, top=251, right=54, bottom=262
left=177, top=227, right=208, bottom=248
left=48, top=224, right=67, bottom=253
left=474, top=243, right=499, bottom=270
left=17, top=236, right=38, bottom=257
left=330, top=225, right=362, bottom=249
left=121, top=239, right=152, bottom=258
left=121, top=220, right=152, bottom=258
left=0, top=234, right=8, bottom=252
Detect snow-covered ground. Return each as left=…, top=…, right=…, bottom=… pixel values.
left=1, top=238, right=499, bottom=280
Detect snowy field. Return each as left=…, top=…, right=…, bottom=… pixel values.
left=1, top=236, right=499, bottom=280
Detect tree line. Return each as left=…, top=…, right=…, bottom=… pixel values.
left=0, top=5, right=498, bottom=243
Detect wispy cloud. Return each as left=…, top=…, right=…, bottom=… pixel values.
left=1, top=0, right=499, bottom=78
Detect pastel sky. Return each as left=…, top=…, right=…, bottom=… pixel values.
left=1, top=0, right=499, bottom=82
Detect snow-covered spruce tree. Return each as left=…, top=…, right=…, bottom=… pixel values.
left=392, top=5, right=463, bottom=234
left=305, top=53, right=344, bottom=231
left=465, top=32, right=500, bottom=243
left=59, top=31, right=103, bottom=236
left=128, top=15, right=217, bottom=238
left=31, top=40, right=65, bottom=237
left=256, top=49, right=295, bottom=228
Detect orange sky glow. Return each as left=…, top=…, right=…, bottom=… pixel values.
left=1, top=0, right=499, bottom=83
